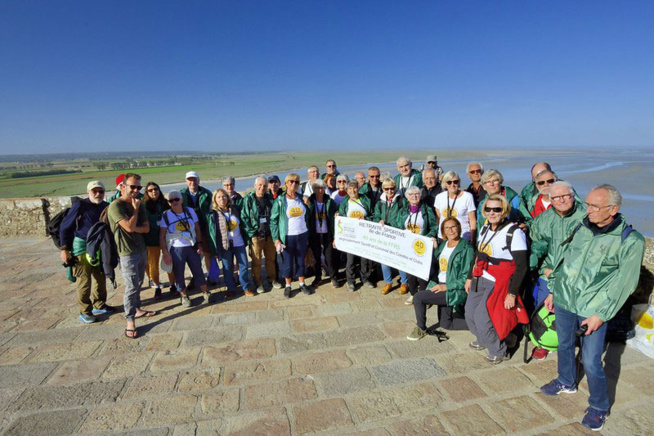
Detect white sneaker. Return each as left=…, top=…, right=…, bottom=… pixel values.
left=405, top=295, right=414, bottom=305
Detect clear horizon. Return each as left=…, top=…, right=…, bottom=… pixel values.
left=2, top=1, right=654, bottom=154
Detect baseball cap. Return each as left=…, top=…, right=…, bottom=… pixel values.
left=87, top=181, right=105, bottom=191
left=185, top=171, right=200, bottom=181
left=115, top=173, right=126, bottom=189
left=426, top=155, right=438, bottom=162
left=268, top=175, right=281, bottom=183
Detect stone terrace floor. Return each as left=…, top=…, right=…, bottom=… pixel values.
left=0, top=236, right=652, bottom=435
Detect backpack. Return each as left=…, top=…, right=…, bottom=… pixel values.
left=523, top=302, right=558, bottom=363
left=47, top=196, right=83, bottom=248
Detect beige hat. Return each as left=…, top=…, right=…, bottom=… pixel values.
left=426, top=155, right=438, bottom=162
left=87, top=181, right=105, bottom=191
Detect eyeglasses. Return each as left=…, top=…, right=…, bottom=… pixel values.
left=484, top=206, right=502, bottom=213
left=446, top=180, right=460, bottom=185
left=337, top=180, right=347, bottom=184
left=551, top=194, right=573, bottom=202
left=91, top=189, right=105, bottom=194
left=128, top=185, right=142, bottom=191
left=483, top=179, right=500, bottom=185
left=536, top=178, right=556, bottom=186
left=586, top=203, right=613, bottom=212
left=327, top=164, right=336, bottom=168
left=169, top=198, right=181, bottom=203
left=407, top=193, right=420, bottom=196
left=147, top=188, right=159, bottom=192
left=443, top=225, right=459, bottom=231
left=223, top=183, right=234, bottom=187
left=468, top=169, right=482, bottom=174
left=288, top=180, right=300, bottom=185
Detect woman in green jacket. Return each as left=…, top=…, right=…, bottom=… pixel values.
left=374, top=178, right=407, bottom=295
left=391, top=185, right=438, bottom=304
left=407, top=217, right=473, bottom=340
left=143, top=182, right=176, bottom=299
left=307, top=179, right=339, bottom=288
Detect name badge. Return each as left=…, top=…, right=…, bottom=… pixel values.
left=260, top=217, right=267, bottom=224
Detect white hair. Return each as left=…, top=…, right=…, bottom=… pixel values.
left=466, top=162, right=484, bottom=173
left=593, top=184, right=622, bottom=206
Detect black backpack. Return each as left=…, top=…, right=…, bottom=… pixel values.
left=47, top=197, right=83, bottom=248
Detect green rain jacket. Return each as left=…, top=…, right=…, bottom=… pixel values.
left=426, top=239, right=475, bottom=313
left=270, top=195, right=311, bottom=245
left=338, top=195, right=373, bottom=220
left=393, top=169, right=424, bottom=191
left=529, top=200, right=586, bottom=279
left=550, top=214, right=645, bottom=321
left=208, top=207, right=250, bottom=257
left=476, top=186, right=531, bottom=234
left=241, top=191, right=274, bottom=240
left=373, top=195, right=404, bottom=223
left=181, top=186, right=214, bottom=241
left=307, top=194, right=339, bottom=238
left=391, top=202, right=438, bottom=238
left=520, top=181, right=538, bottom=213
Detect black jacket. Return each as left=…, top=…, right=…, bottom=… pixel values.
left=85, top=222, right=119, bottom=288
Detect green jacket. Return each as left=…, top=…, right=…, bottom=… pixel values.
left=338, top=195, right=373, bottom=220
left=393, top=169, right=423, bottom=191
left=270, top=195, right=311, bottom=244
left=144, top=202, right=168, bottom=247
left=550, top=215, right=645, bottom=321
left=358, top=182, right=384, bottom=210
left=426, top=239, right=474, bottom=313
left=476, top=186, right=531, bottom=234
left=373, top=195, right=403, bottom=223
left=529, top=200, right=586, bottom=279
left=391, top=202, right=438, bottom=238
left=520, top=181, right=538, bottom=213
left=181, top=186, right=214, bottom=239
left=241, top=191, right=274, bottom=240
left=231, top=192, right=244, bottom=211
left=307, top=194, right=339, bottom=238
left=208, top=207, right=249, bottom=256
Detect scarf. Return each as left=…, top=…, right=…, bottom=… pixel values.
left=215, top=208, right=230, bottom=251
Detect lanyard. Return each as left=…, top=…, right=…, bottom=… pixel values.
left=478, top=220, right=509, bottom=254
left=383, top=200, right=394, bottom=222
left=446, top=192, right=459, bottom=218
left=173, top=210, right=191, bottom=232
left=407, top=208, right=420, bottom=231
left=315, top=202, right=325, bottom=227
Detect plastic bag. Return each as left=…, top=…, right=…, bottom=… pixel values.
left=160, top=255, right=173, bottom=274
left=626, top=295, right=654, bottom=358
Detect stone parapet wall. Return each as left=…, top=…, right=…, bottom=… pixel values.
left=0, top=196, right=75, bottom=237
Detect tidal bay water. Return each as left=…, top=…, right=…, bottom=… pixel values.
left=163, top=148, right=654, bottom=236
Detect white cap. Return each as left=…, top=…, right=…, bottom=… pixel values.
left=185, top=171, right=199, bottom=181
left=87, top=180, right=105, bottom=191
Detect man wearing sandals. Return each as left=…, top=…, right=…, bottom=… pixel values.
left=107, top=173, right=157, bottom=338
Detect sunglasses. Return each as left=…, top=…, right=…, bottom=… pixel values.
left=128, top=185, right=142, bottom=191
left=327, top=164, right=336, bottom=168
left=288, top=180, right=300, bottom=184
left=446, top=180, right=460, bottom=185
left=427, top=161, right=437, bottom=165
left=369, top=175, right=380, bottom=178
left=91, top=189, right=105, bottom=194
left=484, top=206, right=502, bottom=213
left=147, top=188, right=159, bottom=192
left=169, top=198, right=181, bottom=203
left=383, top=187, right=395, bottom=191
left=537, top=178, right=556, bottom=186
left=468, top=169, right=482, bottom=174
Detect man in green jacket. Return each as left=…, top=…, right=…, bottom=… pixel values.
left=540, top=184, right=645, bottom=431
left=520, top=162, right=552, bottom=214
left=528, top=181, right=586, bottom=360
left=393, top=156, right=423, bottom=196
left=181, top=171, right=214, bottom=275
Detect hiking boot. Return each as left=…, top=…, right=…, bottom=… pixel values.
left=79, top=313, right=96, bottom=324
left=381, top=283, right=392, bottom=295
left=284, top=286, right=292, bottom=298
left=312, top=276, right=322, bottom=287
left=256, top=285, right=265, bottom=294
left=398, top=284, right=409, bottom=294
left=180, top=295, right=192, bottom=307
left=300, top=283, right=312, bottom=295
left=272, top=281, right=283, bottom=289
left=244, top=290, right=256, bottom=297
left=203, top=292, right=211, bottom=304
left=582, top=407, right=608, bottom=431
left=169, top=285, right=179, bottom=297
left=154, top=287, right=162, bottom=300
left=187, top=278, right=195, bottom=289
left=540, top=379, right=577, bottom=396
left=363, top=280, right=375, bottom=289
left=531, top=347, right=550, bottom=361
left=407, top=326, right=427, bottom=341
left=404, top=295, right=414, bottom=305
left=331, top=278, right=341, bottom=288
left=469, top=341, right=486, bottom=351
left=485, top=354, right=508, bottom=364
left=92, top=305, right=117, bottom=315
left=347, top=282, right=356, bottom=292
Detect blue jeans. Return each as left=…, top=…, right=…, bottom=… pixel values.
left=171, top=245, right=206, bottom=291
left=555, top=305, right=609, bottom=412
left=220, top=244, right=252, bottom=292
left=381, top=264, right=408, bottom=284
left=282, top=232, right=308, bottom=279
left=119, top=250, right=146, bottom=322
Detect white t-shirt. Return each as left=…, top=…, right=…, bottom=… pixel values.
left=404, top=210, right=425, bottom=234
left=314, top=201, right=328, bottom=234
left=476, top=223, right=527, bottom=282
left=302, top=182, right=315, bottom=198
left=160, top=208, right=199, bottom=248
left=434, top=191, right=476, bottom=241
left=286, top=197, right=308, bottom=236
left=346, top=198, right=368, bottom=219
left=222, top=211, right=245, bottom=248
left=438, top=243, right=456, bottom=284
left=331, top=191, right=347, bottom=205
left=397, top=175, right=415, bottom=195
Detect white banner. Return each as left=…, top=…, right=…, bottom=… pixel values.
left=334, top=217, right=434, bottom=280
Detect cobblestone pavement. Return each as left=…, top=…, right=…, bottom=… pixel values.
left=0, top=237, right=652, bottom=435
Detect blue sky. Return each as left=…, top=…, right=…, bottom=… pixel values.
left=1, top=1, right=653, bottom=154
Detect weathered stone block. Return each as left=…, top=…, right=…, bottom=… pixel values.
left=0, top=362, right=56, bottom=388
left=315, top=367, right=376, bottom=396
left=223, top=359, right=291, bottom=386
left=141, top=394, right=198, bottom=425
left=177, top=369, right=221, bottom=392
left=5, top=408, right=87, bottom=435
left=347, top=345, right=393, bottom=366
left=293, top=349, right=353, bottom=375
left=200, top=388, right=240, bottom=415
left=124, top=372, right=179, bottom=399
left=79, top=401, right=145, bottom=432
left=202, top=338, right=276, bottom=365
left=243, top=377, right=317, bottom=410
left=370, top=357, right=446, bottom=386
left=486, top=395, right=554, bottom=432
left=293, top=398, right=354, bottom=433
left=441, top=404, right=504, bottom=434
left=150, top=347, right=201, bottom=372
left=438, top=376, right=487, bottom=402
left=291, top=316, right=339, bottom=333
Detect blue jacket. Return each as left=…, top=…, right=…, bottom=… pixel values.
left=59, top=198, right=109, bottom=251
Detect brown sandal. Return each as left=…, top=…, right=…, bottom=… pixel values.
left=125, top=328, right=139, bottom=339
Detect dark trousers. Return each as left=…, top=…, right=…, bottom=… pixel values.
left=408, top=274, right=428, bottom=296
left=346, top=253, right=371, bottom=284
left=282, top=232, right=309, bottom=279
left=310, top=233, right=336, bottom=280
left=413, top=290, right=469, bottom=331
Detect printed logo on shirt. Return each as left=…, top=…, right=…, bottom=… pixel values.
left=479, top=243, right=493, bottom=256
left=175, top=221, right=188, bottom=232
left=349, top=210, right=364, bottom=219
left=413, top=239, right=426, bottom=256
left=316, top=212, right=326, bottom=220
left=289, top=206, right=304, bottom=217
left=439, top=257, right=449, bottom=272
left=442, top=207, right=458, bottom=218
left=407, top=224, right=421, bottom=234
left=228, top=219, right=238, bottom=231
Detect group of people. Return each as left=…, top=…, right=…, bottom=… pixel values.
left=58, top=155, right=645, bottom=431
